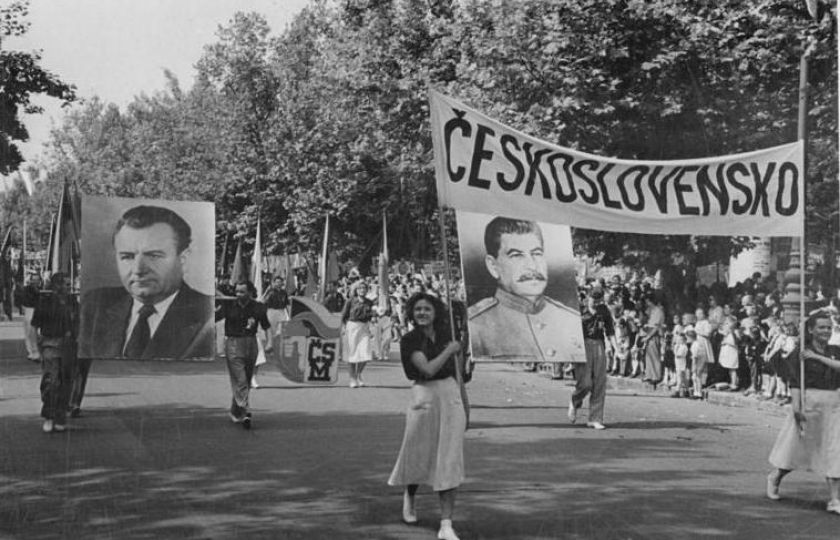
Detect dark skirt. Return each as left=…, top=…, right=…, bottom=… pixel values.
left=644, top=336, right=662, bottom=382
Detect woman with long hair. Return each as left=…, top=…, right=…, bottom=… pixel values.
left=388, top=292, right=466, bottom=540
left=341, top=280, right=375, bottom=388
left=767, top=310, right=840, bottom=514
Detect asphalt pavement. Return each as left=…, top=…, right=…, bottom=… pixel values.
left=1, top=318, right=838, bottom=540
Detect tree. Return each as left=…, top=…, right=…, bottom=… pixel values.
left=38, top=0, right=837, bottom=283
left=0, top=0, right=75, bottom=174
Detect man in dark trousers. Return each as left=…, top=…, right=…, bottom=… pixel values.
left=216, top=280, right=273, bottom=429
left=32, top=272, right=78, bottom=433
left=568, top=287, right=617, bottom=430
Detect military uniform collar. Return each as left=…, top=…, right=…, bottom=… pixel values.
left=495, top=288, right=544, bottom=314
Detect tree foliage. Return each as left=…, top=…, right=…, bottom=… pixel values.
left=0, top=0, right=75, bottom=175
left=32, top=0, right=837, bottom=276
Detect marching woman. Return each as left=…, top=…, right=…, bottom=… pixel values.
left=341, top=280, right=375, bottom=388
left=388, top=292, right=466, bottom=540
left=767, top=309, right=840, bottom=514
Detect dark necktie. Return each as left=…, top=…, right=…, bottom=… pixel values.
left=124, top=304, right=156, bottom=358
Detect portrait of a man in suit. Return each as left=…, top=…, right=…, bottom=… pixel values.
left=79, top=204, right=215, bottom=360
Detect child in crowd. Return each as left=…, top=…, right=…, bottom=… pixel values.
left=689, top=317, right=713, bottom=399
left=762, top=322, right=796, bottom=403
left=718, top=316, right=740, bottom=391
left=614, top=335, right=632, bottom=378
left=742, top=325, right=766, bottom=396
left=671, top=330, right=690, bottom=398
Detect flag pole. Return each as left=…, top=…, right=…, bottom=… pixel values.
left=436, top=205, right=469, bottom=427
left=319, top=214, right=329, bottom=301
left=378, top=210, right=389, bottom=313
left=22, top=220, right=26, bottom=278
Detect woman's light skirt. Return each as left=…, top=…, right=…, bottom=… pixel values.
left=769, top=389, right=840, bottom=477
left=388, top=378, right=466, bottom=491
left=345, top=320, right=372, bottom=364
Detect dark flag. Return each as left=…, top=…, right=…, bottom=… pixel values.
left=230, top=236, right=247, bottom=285
left=47, top=180, right=80, bottom=278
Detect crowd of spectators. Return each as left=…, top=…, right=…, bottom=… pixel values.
left=578, top=271, right=840, bottom=402
left=253, top=264, right=840, bottom=405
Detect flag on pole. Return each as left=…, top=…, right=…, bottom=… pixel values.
left=0, top=227, right=12, bottom=316
left=251, top=217, right=263, bottom=299
left=218, top=229, right=230, bottom=278
left=49, top=180, right=80, bottom=277
left=230, top=236, right=246, bottom=285
left=0, top=227, right=12, bottom=255
left=378, top=211, right=389, bottom=312
left=15, top=221, right=25, bottom=281
left=45, top=213, right=56, bottom=274
left=806, top=0, right=819, bottom=19
left=280, top=254, right=296, bottom=294
left=17, top=170, right=34, bottom=196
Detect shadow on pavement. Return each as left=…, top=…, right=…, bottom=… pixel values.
left=2, top=402, right=837, bottom=540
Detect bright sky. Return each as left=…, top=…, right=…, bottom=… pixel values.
left=5, top=0, right=311, bottom=164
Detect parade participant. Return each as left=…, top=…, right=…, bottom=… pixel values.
left=641, top=292, right=665, bottom=386
left=388, top=292, right=466, bottom=540
left=323, top=280, right=345, bottom=313
left=32, top=272, right=78, bottom=433
left=79, top=205, right=215, bottom=360
left=767, top=310, right=840, bottom=514
left=253, top=275, right=291, bottom=388
left=68, top=356, right=91, bottom=418
left=21, top=273, right=42, bottom=362
left=468, top=217, right=580, bottom=362
left=568, top=287, right=616, bottom=430
left=341, top=280, right=375, bottom=388
left=216, top=280, right=273, bottom=429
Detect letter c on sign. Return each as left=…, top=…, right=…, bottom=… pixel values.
left=444, top=109, right=472, bottom=183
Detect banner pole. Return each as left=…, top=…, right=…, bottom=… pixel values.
left=796, top=32, right=814, bottom=414
left=436, top=205, right=469, bottom=426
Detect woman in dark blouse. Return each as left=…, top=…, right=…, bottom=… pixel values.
left=767, top=310, right=840, bottom=514
left=387, top=292, right=465, bottom=540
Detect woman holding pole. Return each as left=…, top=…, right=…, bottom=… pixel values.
left=766, top=309, right=840, bottom=514
left=388, top=292, right=466, bottom=540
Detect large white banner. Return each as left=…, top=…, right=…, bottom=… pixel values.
left=431, top=91, right=804, bottom=237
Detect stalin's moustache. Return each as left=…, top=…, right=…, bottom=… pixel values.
left=517, top=272, right=546, bottom=282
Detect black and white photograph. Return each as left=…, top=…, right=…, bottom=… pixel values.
left=0, top=1, right=838, bottom=539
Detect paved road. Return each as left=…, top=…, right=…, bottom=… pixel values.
left=1, top=319, right=837, bottom=539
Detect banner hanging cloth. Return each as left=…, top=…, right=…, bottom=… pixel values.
left=430, top=90, right=804, bottom=237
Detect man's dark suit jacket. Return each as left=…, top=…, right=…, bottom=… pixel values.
left=79, top=283, right=215, bottom=360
